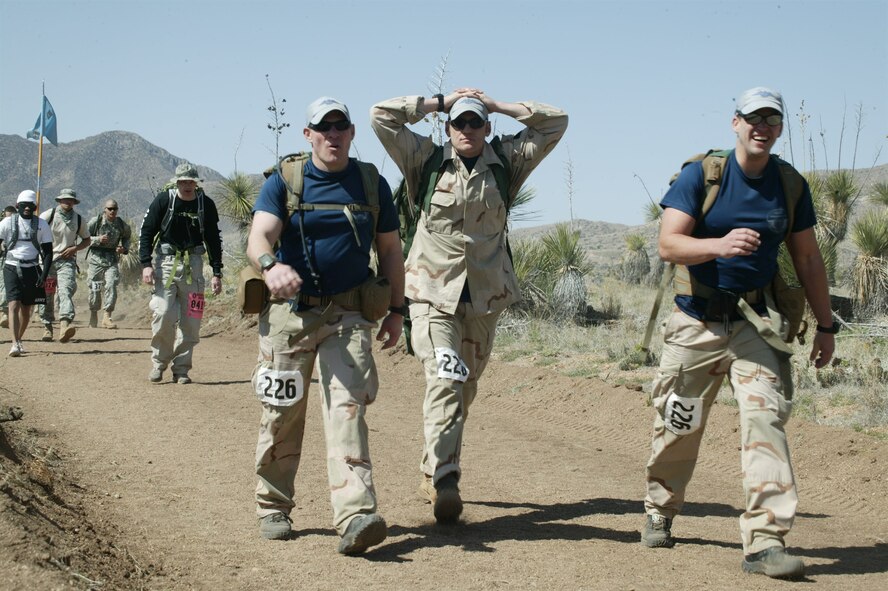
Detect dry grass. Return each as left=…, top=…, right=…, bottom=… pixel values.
left=495, top=277, right=888, bottom=436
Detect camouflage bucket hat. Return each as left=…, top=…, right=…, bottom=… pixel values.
left=55, top=188, right=80, bottom=204
left=171, top=163, right=202, bottom=184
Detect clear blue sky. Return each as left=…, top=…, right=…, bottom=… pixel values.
left=1, top=0, right=885, bottom=227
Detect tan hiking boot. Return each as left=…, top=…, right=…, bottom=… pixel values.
left=102, top=311, right=117, bottom=329
left=89, top=310, right=98, bottom=328
left=41, top=325, right=54, bottom=342
left=742, top=546, right=805, bottom=579
left=0, top=311, right=8, bottom=329
left=59, top=320, right=76, bottom=343
left=418, top=474, right=436, bottom=504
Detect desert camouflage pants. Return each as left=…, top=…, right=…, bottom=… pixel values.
left=38, top=258, right=78, bottom=324
left=254, top=302, right=379, bottom=535
left=87, top=252, right=121, bottom=312
left=149, top=251, right=205, bottom=375
left=409, top=301, right=499, bottom=484
left=644, top=310, right=797, bottom=555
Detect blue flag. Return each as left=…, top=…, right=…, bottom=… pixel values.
left=26, top=96, right=58, bottom=146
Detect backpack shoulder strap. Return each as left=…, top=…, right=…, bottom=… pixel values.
left=698, top=149, right=731, bottom=217
left=419, top=145, right=446, bottom=216
left=48, top=206, right=56, bottom=226
left=772, top=155, right=804, bottom=240
left=277, top=152, right=311, bottom=220
left=30, top=216, right=40, bottom=251
left=356, top=160, right=381, bottom=233
left=489, top=137, right=514, bottom=209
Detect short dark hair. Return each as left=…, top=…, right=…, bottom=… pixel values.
left=4, top=206, right=17, bottom=214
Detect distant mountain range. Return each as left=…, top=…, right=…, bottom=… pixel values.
left=0, top=131, right=225, bottom=220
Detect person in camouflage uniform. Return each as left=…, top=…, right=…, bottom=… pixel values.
left=370, top=89, right=568, bottom=523
left=38, top=188, right=91, bottom=343
left=247, top=97, right=404, bottom=555
left=86, top=199, right=131, bottom=329
left=641, top=87, right=836, bottom=580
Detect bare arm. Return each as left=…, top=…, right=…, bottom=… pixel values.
left=658, top=207, right=762, bottom=265
left=374, top=229, right=405, bottom=349
left=246, top=211, right=302, bottom=300
left=787, top=227, right=835, bottom=368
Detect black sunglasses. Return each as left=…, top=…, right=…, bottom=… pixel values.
left=106, top=207, right=118, bottom=211
left=450, top=117, right=486, bottom=130
left=309, top=119, right=351, bottom=132
left=739, top=112, right=783, bottom=126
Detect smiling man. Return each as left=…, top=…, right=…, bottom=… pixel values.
left=641, top=87, right=835, bottom=580
left=86, top=199, right=132, bottom=329
left=371, top=89, right=567, bottom=524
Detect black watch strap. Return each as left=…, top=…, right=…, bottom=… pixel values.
left=433, top=93, right=444, bottom=112
left=816, top=323, right=839, bottom=334
left=389, top=305, right=408, bottom=316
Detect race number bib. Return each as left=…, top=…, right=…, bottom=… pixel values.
left=43, top=276, right=57, bottom=295
left=187, top=292, right=205, bottom=319
left=664, top=393, right=703, bottom=436
left=435, top=347, right=469, bottom=382
left=255, top=367, right=304, bottom=407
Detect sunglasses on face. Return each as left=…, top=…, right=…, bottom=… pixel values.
left=739, top=112, right=783, bottom=126
left=450, top=116, right=485, bottom=130
left=106, top=207, right=118, bottom=211
left=309, top=119, right=351, bottom=132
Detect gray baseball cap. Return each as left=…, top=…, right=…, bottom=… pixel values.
left=449, top=97, right=488, bottom=121
left=305, top=96, right=351, bottom=126
left=736, top=87, right=784, bottom=115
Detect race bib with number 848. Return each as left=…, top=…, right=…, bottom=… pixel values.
left=255, top=367, right=304, bottom=407
left=435, top=347, right=469, bottom=382
left=664, top=393, right=703, bottom=436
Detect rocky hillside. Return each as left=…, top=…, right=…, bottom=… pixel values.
left=0, top=131, right=225, bottom=219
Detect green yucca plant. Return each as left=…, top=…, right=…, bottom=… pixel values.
left=620, top=233, right=650, bottom=285
left=507, top=185, right=539, bottom=225
left=870, top=181, right=888, bottom=208
left=510, top=238, right=552, bottom=313
left=218, top=172, right=260, bottom=252
left=850, top=209, right=888, bottom=318
left=541, top=223, right=590, bottom=323
left=643, top=200, right=662, bottom=224
left=820, top=170, right=858, bottom=241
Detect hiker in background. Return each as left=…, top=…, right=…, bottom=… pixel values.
left=370, top=89, right=567, bottom=523
left=0, top=205, right=18, bottom=329
left=640, top=87, right=835, bottom=580
left=246, top=96, right=404, bottom=555
left=86, top=199, right=132, bottom=329
left=39, top=188, right=91, bottom=343
left=0, top=191, right=53, bottom=357
left=138, top=163, right=223, bottom=385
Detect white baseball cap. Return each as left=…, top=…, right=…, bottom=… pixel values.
left=736, top=87, right=784, bottom=115
left=305, top=96, right=351, bottom=126
left=449, top=97, right=488, bottom=121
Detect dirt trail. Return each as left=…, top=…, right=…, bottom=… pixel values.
left=1, top=311, right=886, bottom=590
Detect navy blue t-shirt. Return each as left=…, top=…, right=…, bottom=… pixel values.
left=253, top=158, right=398, bottom=296
left=661, top=151, right=815, bottom=318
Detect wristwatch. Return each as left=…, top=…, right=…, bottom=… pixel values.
left=816, top=323, right=840, bottom=334
left=433, top=93, right=445, bottom=112
left=258, top=253, right=277, bottom=273
left=389, top=304, right=408, bottom=316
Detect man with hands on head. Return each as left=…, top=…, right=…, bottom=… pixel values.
left=370, top=87, right=568, bottom=524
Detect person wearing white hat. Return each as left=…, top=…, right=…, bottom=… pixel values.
left=371, top=89, right=568, bottom=524
left=38, top=188, right=91, bottom=343
left=138, top=163, right=223, bottom=385
left=0, top=190, right=54, bottom=356
left=640, top=87, right=834, bottom=580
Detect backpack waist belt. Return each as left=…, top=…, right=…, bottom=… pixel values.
left=158, top=243, right=206, bottom=256
left=297, top=286, right=362, bottom=310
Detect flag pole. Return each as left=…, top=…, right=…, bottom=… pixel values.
left=35, top=82, right=46, bottom=212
